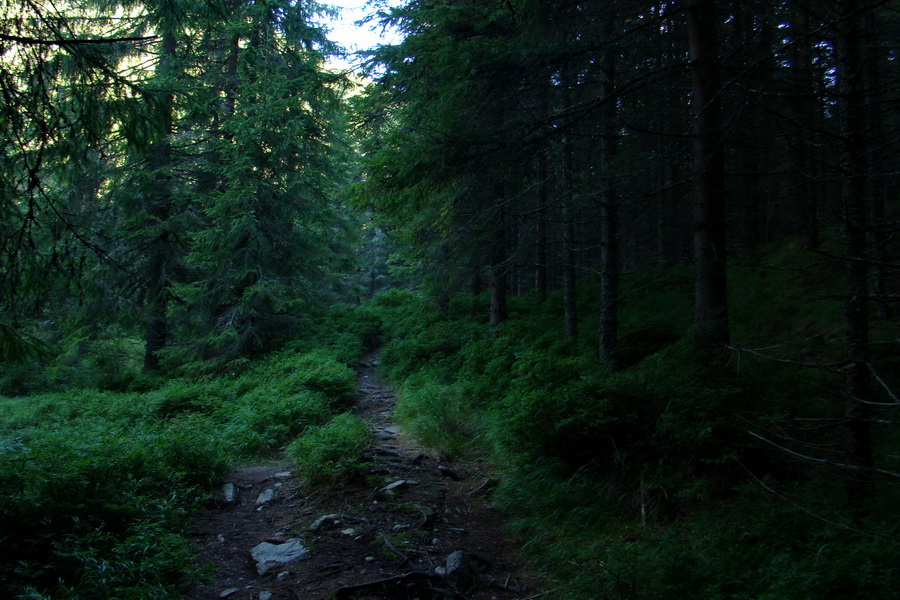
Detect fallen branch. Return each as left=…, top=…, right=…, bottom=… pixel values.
left=726, top=345, right=848, bottom=372
left=868, top=362, right=900, bottom=405
left=737, top=461, right=897, bottom=540
left=467, top=478, right=498, bottom=497
left=379, top=532, right=410, bottom=565
left=334, top=571, right=442, bottom=599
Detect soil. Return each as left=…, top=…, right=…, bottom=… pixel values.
left=187, top=353, right=544, bottom=600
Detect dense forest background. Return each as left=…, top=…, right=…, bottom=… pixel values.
left=1, top=0, right=899, bottom=598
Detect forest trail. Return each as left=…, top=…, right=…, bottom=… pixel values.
left=187, top=353, right=543, bottom=600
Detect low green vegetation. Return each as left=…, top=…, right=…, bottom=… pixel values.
left=287, top=412, right=372, bottom=484
left=0, top=324, right=364, bottom=599
left=363, top=257, right=900, bottom=600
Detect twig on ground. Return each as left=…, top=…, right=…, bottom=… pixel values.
left=334, top=571, right=442, bottom=599
left=378, top=531, right=410, bottom=565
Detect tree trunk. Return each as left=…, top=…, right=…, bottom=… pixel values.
left=688, top=0, right=729, bottom=352
left=142, top=29, right=177, bottom=372
left=490, top=188, right=508, bottom=328
left=490, top=223, right=508, bottom=328
left=837, top=0, right=874, bottom=498
left=536, top=150, right=549, bottom=301
left=562, top=138, right=578, bottom=340
left=862, top=9, right=891, bottom=320
left=599, top=7, right=619, bottom=361
left=790, top=9, right=821, bottom=250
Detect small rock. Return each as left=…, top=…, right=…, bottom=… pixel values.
left=250, top=539, right=311, bottom=575
left=220, top=588, right=240, bottom=598
left=276, top=571, right=290, bottom=581
left=365, top=556, right=376, bottom=563
left=435, top=566, right=447, bottom=576
left=275, top=471, right=292, bottom=479
left=222, top=483, right=237, bottom=503
left=392, top=524, right=409, bottom=532
left=259, top=592, right=273, bottom=600
left=432, top=538, right=441, bottom=546
left=443, top=551, right=487, bottom=582
left=446, top=550, right=467, bottom=576
left=310, top=513, right=341, bottom=531
left=340, top=527, right=357, bottom=536
left=438, top=465, right=463, bottom=480
left=274, top=482, right=283, bottom=490
left=217, top=534, right=226, bottom=543
left=256, top=488, right=278, bottom=505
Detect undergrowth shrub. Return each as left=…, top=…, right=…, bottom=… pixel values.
left=221, top=387, right=332, bottom=457
left=366, top=260, right=900, bottom=600
left=287, top=412, right=372, bottom=484
left=0, top=342, right=361, bottom=599
left=380, top=317, right=483, bottom=382
left=394, top=371, right=476, bottom=458
left=257, top=348, right=357, bottom=402
left=0, top=415, right=227, bottom=599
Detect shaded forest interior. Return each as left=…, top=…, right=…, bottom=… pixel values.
left=1, top=0, right=899, bottom=599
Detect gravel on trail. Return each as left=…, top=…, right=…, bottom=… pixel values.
left=187, top=353, right=544, bottom=600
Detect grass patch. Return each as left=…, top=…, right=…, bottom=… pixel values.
left=0, top=342, right=360, bottom=599
left=367, top=255, right=900, bottom=600
left=287, top=412, right=372, bottom=484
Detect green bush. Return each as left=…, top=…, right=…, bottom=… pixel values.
left=221, top=387, right=332, bottom=457
left=287, top=412, right=372, bottom=484
left=0, top=342, right=362, bottom=598
left=0, top=416, right=226, bottom=599
left=366, top=264, right=900, bottom=600
left=258, top=348, right=357, bottom=401
left=394, top=372, right=477, bottom=458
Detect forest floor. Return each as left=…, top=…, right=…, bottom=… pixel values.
left=187, top=352, right=544, bottom=600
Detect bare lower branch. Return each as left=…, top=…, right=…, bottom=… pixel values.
left=727, top=345, right=848, bottom=372
left=748, top=431, right=900, bottom=479
left=0, top=33, right=156, bottom=46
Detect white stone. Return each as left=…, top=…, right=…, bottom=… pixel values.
left=222, top=483, right=237, bottom=503
left=250, top=540, right=311, bottom=575
left=255, top=488, right=277, bottom=505
left=310, top=513, right=340, bottom=531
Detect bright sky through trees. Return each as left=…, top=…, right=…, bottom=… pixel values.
left=319, top=0, right=404, bottom=71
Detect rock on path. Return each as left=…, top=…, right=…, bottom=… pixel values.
left=187, top=352, right=541, bottom=599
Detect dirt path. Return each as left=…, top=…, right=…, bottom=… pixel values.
left=187, top=353, right=542, bottom=599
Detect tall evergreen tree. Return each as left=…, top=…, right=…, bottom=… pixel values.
left=177, top=0, right=353, bottom=362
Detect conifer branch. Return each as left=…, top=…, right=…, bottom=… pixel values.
left=0, top=33, right=156, bottom=46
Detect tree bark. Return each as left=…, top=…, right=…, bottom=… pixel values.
left=562, top=137, right=578, bottom=339
left=688, top=0, right=729, bottom=352
left=142, top=29, right=177, bottom=372
left=489, top=190, right=508, bottom=328
left=837, top=0, right=874, bottom=498
left=599, top=6, right=619, bottom=362
left=862, top=8, right=891, bottom=320
left=536, top=149, right=549, bottom=301
left=490, top=228, right=508, bottom=328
